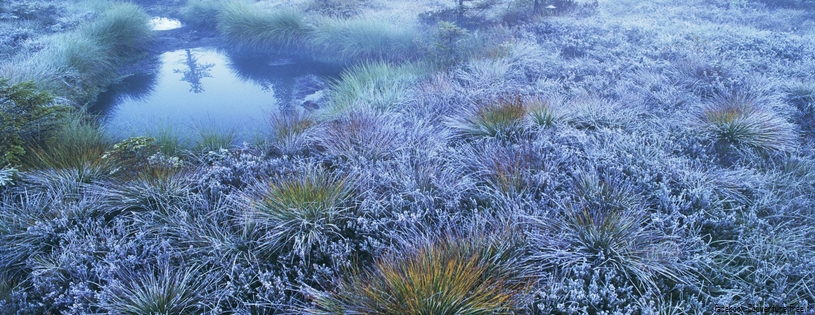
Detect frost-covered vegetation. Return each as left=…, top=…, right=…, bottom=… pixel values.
left=2, top=0, right=815, bottom=313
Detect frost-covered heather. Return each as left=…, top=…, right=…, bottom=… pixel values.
left=2, top=0, right=815, bottom=313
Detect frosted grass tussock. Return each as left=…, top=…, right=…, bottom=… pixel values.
left=304, top=231, right=533, bottom=314
left=244, top=166, right=352, bottom=258
left=696, top=92, right=797, bottom=154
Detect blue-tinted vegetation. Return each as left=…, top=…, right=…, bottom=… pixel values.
left=1, top=0, right=815, bottom=313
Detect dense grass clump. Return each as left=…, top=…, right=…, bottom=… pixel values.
left=193, top=127, right=236, bottom=153
left=462, top=97, right=526, bottom=138
left=309, top=18, right=420, bottom=63
left=450, top=95, right=556, bottom=139
left=319, top=109, right=402, bottom=162
left=24, top=114, right=112, bottom=172
left=246, top=166, right=352, bottom=258
left=100, top=263, right=208, bottom=315
left=527, top=172, right=689, bottom=312
left=306, top=232, right=532, bottom=314
left=81, top=2, right=153, bottom=56
left=697, top=92, right=797, bottom=154
left=217, top=1, right=312, bottom=52
left=181, top=0, right=222, bottom=29
left=325, top=62, right=420, bottom=114
left=266, top=110, right=316, bottom=155
left=45, top=34, right=117, bottom=87
left=0, top=2, right=152, bottom=104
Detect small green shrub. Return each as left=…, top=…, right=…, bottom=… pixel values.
left=103, top=136, right=183, bottom=179
left=218, top=1, right=312, bottom=52
left=310, top=18, right=420, bottom=63
left=428, top=21, right=470, bottom=68
left=0, top=166, right=17, bottom=188
left=306, top=232, right=532, bottom=314
left=0, top=78, right=68, bottom=166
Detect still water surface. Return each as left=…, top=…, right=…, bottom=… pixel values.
left=92, top=47, right=341, bottom=144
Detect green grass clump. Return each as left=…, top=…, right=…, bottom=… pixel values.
left=248, top=167, right=351, bottom=258
left=266, top=110, right=316, bottom=155
left=24, top=114, right=111, bottom=171
left=194, top=127, right=235, bottom=152
left=309, top=18, right=420, bottom=63
left=217, top=1, right=312, bottom=52
left=81, top=2, right=153, bottom=56
left=0, top=2, right=152, bottom=104
left=452, top=95, right=528, bottom=138
left=786, top=80, right=815, bottom=112
left=102, top=264, right=207, bottom=315
left=529, top=172, right=685, bottom=295
left=325, top=62, right=420, bottom=115
left=46, top=34, right=117, bottom=89
left=181, top=0, right=223, bottom=29
left=698, top=93, right=797, bottom=154
left=306, top=233, right=532, bottom=314
left=147, top=122, right=187, bottom=157
left=527, top=98, right=559, bottom=128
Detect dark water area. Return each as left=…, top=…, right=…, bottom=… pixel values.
left=90, top=47, right=342, bottom=143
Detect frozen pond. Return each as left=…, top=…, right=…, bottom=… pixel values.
left=92, top=48, right=342, bottom=144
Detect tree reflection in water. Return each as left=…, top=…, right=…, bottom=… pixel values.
left=173, top=49, right=215, bottom=93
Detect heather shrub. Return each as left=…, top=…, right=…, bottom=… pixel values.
left=102, top=136, right=183, bottom=180
left=195, top=148, right=292, bottom=198
left=308, top=0, right=363, bottom=18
